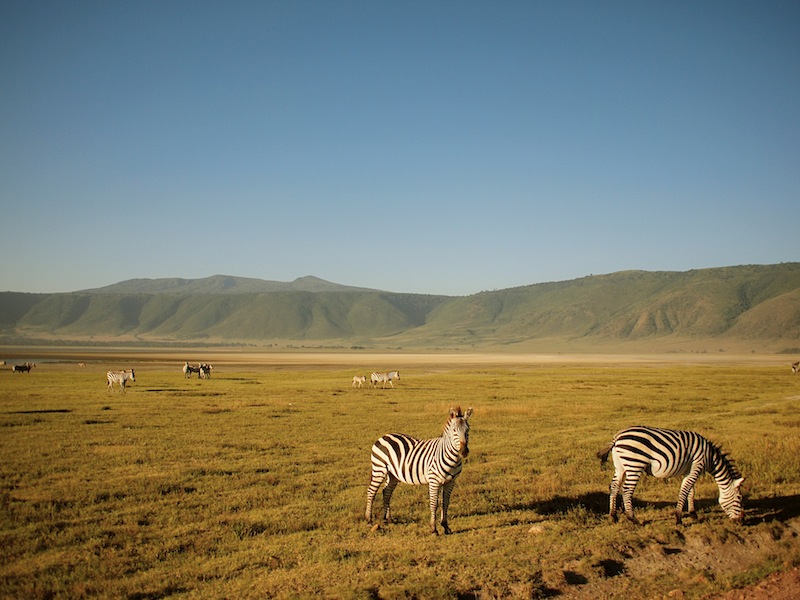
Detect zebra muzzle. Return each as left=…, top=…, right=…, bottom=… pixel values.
left=459, top=442, right=469, bottom=458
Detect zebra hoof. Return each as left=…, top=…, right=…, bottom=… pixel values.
left=625, top=514, right=640, bottom=525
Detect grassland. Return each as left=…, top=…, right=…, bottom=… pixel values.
left=1, top=351, right=799, bottom=599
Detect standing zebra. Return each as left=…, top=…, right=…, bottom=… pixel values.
left=371, top=371, right=400, bottom=388
left=107, top=369, right=135, bottom=393
left=792, top=361, right=799, bottom=374
left=597, top=425, right=744, bottom=525
left=183, top=362, right=201, bottom=378
left=366, top=406, right=473, bottom=535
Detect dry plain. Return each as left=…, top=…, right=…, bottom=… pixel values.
left=1, top=348, right=799, bottom=599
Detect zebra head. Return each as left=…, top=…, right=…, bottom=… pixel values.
left=719, top=476, right=745, bottom=522
left=447, top=407, right=473, bottom=458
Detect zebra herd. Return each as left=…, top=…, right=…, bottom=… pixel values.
left=366, top=410, right=745, bottom=535
left=183, top=362, right=213, bottom=379
left=352, top=371, right=400, bottom=388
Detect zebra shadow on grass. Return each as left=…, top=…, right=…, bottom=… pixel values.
left=477, top=492, right=800, bottom=527
left=742, top=494, right=800, bottom=525
left=494, top=491, right=672, bottom=519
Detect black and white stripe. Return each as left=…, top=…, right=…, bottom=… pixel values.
left=597, top=425, right=744, bottom=524
left=107, top=369, right=135, bottom=393
left=366, top=407, right=473, bottom=535
left=371, top=371, right=400, bottom=388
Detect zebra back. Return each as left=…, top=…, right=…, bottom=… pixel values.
left=371, top=406, right=472, bottom=485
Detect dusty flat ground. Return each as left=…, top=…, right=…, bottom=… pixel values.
left=1, top=347, right=795, bottom=369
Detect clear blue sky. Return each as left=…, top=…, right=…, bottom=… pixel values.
left=1, top=1, right=797, bottom=296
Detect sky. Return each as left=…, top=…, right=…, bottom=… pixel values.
left=1, top=1, right=798, bottom=297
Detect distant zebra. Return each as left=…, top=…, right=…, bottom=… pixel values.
left=597, top=425, right=745, bottom=525
left=12, top=362, right=35, bottom=373
left=792, top=361, right=799, bottom=374
left=371, top=371, right=400, bottom=388
left=352, top=375, right=367, bottom=388
left=183, top=362, right=200, bottom=378
left=366, top=406, right=473, bottom=535
left=199, top=363, right=212, bottom=379
left=107, top=369, right=135, bottom=393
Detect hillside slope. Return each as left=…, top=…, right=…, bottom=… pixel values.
left=1, top=264, right=798, bottom=351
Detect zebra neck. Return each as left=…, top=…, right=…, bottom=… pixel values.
left=440, top=428, right=461, bottom=465
left=707, top=447, right=736, bottom=487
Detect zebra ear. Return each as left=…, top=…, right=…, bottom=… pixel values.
left=465, top=407, right=473, bottom=420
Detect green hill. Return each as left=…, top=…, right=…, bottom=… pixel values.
left=2, top=264, right=798, bottom=352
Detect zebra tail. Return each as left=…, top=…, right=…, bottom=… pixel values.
left=596, top=441, right=614, bottom=464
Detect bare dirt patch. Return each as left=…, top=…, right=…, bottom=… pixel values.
left=708, top=566, right=800, bottom=600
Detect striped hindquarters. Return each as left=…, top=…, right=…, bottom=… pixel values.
left=370, top=433, right=442, bottom=485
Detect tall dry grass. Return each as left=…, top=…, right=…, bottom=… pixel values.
left=0, top=358, right=798, bottom=598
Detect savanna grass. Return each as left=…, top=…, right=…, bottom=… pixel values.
left=1, top=358, right=799, bottom=599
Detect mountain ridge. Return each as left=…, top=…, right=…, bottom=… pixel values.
left=2, top=264, right=799, bottom=352
left=78, top=274, right=382, bottom=295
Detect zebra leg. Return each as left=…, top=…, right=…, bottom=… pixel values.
left=428, top=481, right=442, bottom=535
left=439, top=479, right=456, bottom=535
left=608, top=471, right=625, bottom=522
left=687, top=485, right=697, bottom=520
left=365, top=468, right=387, bottom=523
left=620, top=470, right=642, bottom=524
left=676, top=468, right=702, bottom=525
left=381, top=474, right=399, bottom=524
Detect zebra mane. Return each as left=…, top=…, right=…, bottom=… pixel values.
left=442, top=406, right=465, bottom=432
left=709, top=441, right=742, bottom=479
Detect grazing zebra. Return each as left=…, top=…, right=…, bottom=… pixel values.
left=366, top=406, right=473, bottom=535
left=792, top=361, right=799, bottom=374
left=107, top=369, right=135, bottom=393
left=371, top=371, right=400, bottom=388
left=12, top=362, right=35, bottom=373
left=352, top=375, right=367, bottom=388
left=597, top=425, right=745, bottom=525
